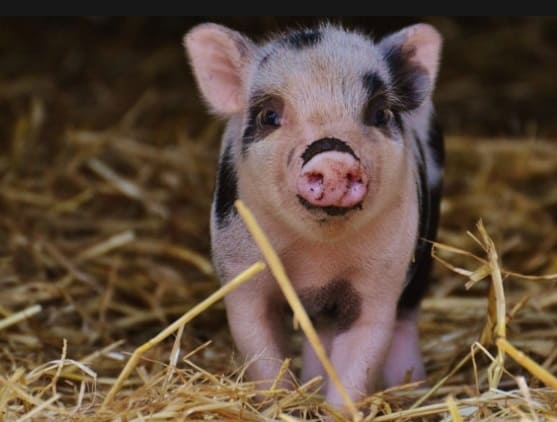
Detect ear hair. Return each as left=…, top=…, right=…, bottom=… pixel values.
left=184, top=23, right=256, bottom=116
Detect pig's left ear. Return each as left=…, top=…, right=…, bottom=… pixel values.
left=184, top=23, right=256, bottom=116
left=378, top=24, right=442, bottom=111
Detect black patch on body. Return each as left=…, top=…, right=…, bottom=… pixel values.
left=297, top=195, right=362, bottom=217
left=398, top=116, right=444, bottom=315
left=214, top=143, right=238, bottom=229
left=298, top=279, right=362, bottom=331
left=280, top=29, right=322, bottom=49
left=383, top=45, right=430, bottom=111
left=301, top=137, right=358, bottom=166
left=428, top=116, right=445, bottom=168
left=241, top=103, right=259, bottom=154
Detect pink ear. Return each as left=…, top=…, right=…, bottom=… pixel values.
left=184, top=23, right=255, bottom=116
left=379, top=24, right=442, bottom=110
left=401, top=24, right=442, bottom=85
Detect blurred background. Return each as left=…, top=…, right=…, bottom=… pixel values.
left=2, top=17, right=557, bottom=142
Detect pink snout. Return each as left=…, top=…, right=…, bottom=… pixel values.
left=297, top=151, right=368, bottom=209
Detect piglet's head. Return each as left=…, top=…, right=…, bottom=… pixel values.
left=185, top=23, right=442, bottom=237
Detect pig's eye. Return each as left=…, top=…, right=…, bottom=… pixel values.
left=258, top=109, right=281, bottom=128
left=363, top=98, right=394, bottom=128
left=373, top=109, right=393, bottom=127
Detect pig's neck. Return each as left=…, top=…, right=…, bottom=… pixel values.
left=278, top=184, right=419, bottom=294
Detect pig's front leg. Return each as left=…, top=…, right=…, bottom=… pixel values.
left=223, top=278, right=289, bottom=388
left=301, top=328, right=334, bottom=384
left=325, top=305, right=397, bottom=408
left=382, top=310, right=426, bottom=387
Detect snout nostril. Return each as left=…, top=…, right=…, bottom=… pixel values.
left=297, top=150, right=368, bottom=209
left=345, top=171, right=362, bottom=183
left=306, top=173, right=323, bottom=184
left=305, top=172, right=324, bottom=193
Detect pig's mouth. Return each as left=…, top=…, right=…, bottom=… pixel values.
left=297, top=195, right=363, bottom=217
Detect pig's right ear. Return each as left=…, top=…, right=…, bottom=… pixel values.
left=378, top=24, right=442, bottom=111
left=184, top=23, right=256, bottom=116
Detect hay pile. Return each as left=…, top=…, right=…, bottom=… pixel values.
left=1, top=18, right=557, bottom=421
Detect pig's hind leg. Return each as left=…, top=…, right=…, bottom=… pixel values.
left=381, top=310, right=425, bottom=387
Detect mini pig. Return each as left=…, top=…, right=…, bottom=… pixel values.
left=184, top=22, right=444, bottom=407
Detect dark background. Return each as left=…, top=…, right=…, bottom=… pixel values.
left=2, top=16, right=557, bottom=144
left=0, top=18, right=556, bottom=401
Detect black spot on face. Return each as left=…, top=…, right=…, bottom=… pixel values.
left=214, top=143, right=238, bottom=229
left=241, top=116, right=256, bottom=155
left=260, top=28, right=321, bottom=66
left=298, top=279, right=362, bottom=331
left=280, top=28, right=322, bottom=49
left=362, top=72, right=386, bottom=99
left=361, top=72, right=402, bottom=132
left=297, top=195, right=362, bottom=217
left=383, top=44, right=430, bottom=111
left=242, top=92, right=284, bottom=156
left=301, top=137, right=358, bottom=166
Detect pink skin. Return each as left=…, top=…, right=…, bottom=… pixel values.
left=382, top=310, right=426, bottom=387
left=324, top=313, right=395, bottom=406
left=301, top=328, right=333, bottom=390
left=297, top=151, right=368, bottom=208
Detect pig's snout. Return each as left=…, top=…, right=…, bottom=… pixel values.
left=297, top=149, right=368, bottom=209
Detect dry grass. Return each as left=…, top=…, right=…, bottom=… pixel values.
left=1, top=19, right=557, bottom=421
left=1, top=105, right=556, bottom=420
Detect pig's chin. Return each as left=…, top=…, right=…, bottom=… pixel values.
left=296, top=195, right=364, bottom=218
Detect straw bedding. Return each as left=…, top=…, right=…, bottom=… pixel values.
left=1, top=17, right=556, bottom=421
